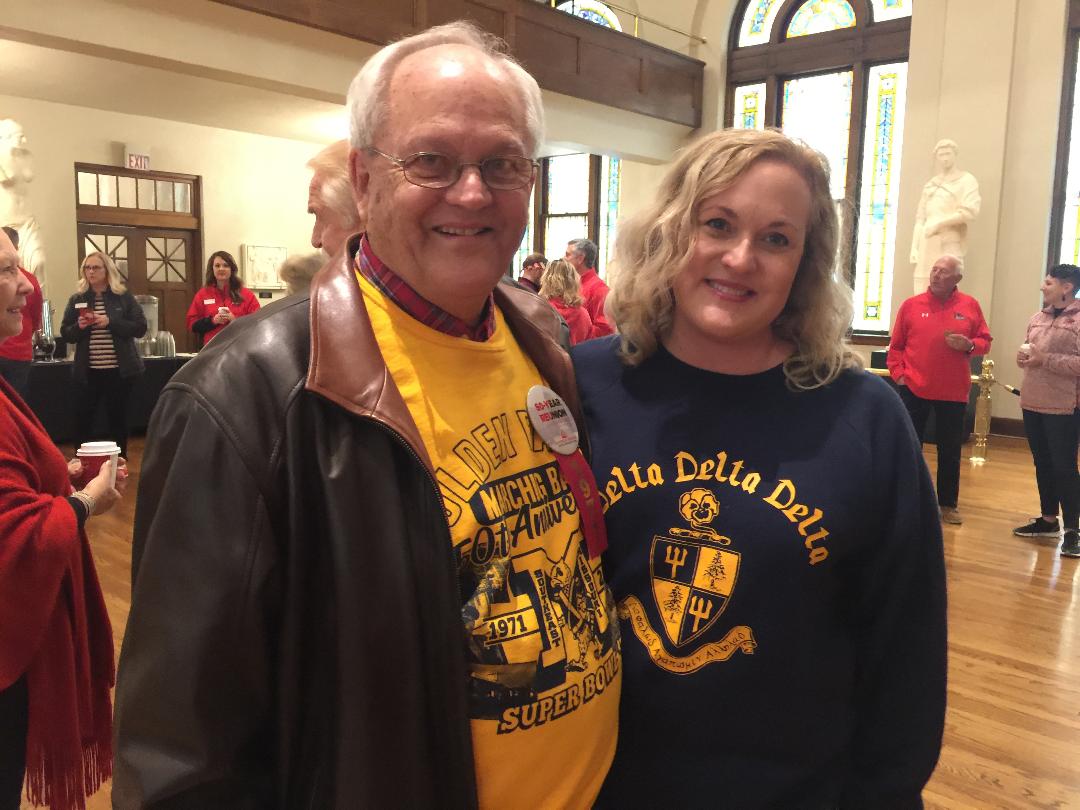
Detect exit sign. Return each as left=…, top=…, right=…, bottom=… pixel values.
left=125, top=148, right=150, bottom=170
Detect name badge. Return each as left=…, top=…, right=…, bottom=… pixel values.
left=75, top=302, right=88, bottom=309
left=527, top=385, right=579, bottom=455
left=203, top=298, right=216, bottom=305
left=526, top=385, right=607, bottom=558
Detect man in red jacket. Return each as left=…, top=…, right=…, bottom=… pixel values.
left=0, top=225, right=42, bottom=398
left=888, top=254, right=992, bottom=524
left=566, top=238, right=614, bottom=335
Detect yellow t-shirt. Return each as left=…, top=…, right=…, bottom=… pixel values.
left=358, top=272, right=620, bottom=809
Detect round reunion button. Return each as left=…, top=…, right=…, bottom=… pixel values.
left=526, top=384, right=579, bottom=456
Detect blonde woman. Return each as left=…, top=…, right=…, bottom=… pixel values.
left=572, top=129, right=946, bottom=806
left=60, top=251, right=146, bottom=459
left=539, top=257, right=595, bottom=344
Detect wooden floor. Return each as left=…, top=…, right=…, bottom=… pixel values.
left=32, top=436, right=1080, bottom=809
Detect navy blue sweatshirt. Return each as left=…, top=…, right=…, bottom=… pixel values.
left=573, top=337, right=946, bottom=809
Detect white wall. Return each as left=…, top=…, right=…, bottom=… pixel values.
left=0, top=94, right=325, bottom=307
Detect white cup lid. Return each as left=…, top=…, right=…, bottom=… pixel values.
left=77, top=441, right=120, bottom=455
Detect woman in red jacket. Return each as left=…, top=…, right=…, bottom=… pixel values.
left=1, top=229, right=124, bottom=810
left=539, top=258, right=597, bottom=345
left=185, top=251, right=260, bottom=348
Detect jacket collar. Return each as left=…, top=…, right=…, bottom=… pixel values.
left=1041, top=298, right=1080, bottom=317
left=306, top=233, right=585, bottom=474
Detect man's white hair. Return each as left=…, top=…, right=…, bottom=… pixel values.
left=307, top=140, right=360, bottom=228
left=937, top=253, right=964, bottom=274
left=346, top=20, right=545, bottom=158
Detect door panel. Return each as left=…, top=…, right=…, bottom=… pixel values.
left=77, top=225, right=199, bottom=352
left=142, top=230, right=196, bottom=352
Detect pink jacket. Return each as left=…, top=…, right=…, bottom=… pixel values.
left=1020, top=299, right=1080, bottom=415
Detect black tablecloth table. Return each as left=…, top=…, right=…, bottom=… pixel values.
left=24, top=356, right=191, bottom=445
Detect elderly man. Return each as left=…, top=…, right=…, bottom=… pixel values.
left=307, top=139, right=362, bottom=256
left=518, top=251, right=546, bottom=293
left=114, top=21, right=619, bottom=809
left=565, top=238, right=614, bottom=335
left=888, top=255, right=992, bottom=524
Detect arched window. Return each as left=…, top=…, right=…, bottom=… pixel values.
left=1049, top=2, right=1080, bottom=267
left=728, top=0, right=913, bottom=334
left=555, top=1, right=624, bottom=32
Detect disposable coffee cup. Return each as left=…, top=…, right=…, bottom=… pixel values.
left=76, top=441, right=120, bottom=488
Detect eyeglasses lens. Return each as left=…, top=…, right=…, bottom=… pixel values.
left=401, top=153, right=534, bottom=190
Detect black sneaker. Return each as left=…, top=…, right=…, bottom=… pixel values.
left=1013, top=517, right=1061, bottom=537
left=1062, top=530, right=1080, bottom=558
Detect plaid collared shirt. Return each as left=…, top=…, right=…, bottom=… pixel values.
left=356, top=235, right=496, bottom=341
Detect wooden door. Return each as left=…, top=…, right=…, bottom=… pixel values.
left=78, top=225, right=199, bottom=352
left=141, top=229, right=196, bottom=353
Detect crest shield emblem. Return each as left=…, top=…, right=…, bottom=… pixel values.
left=650, top=535, right=741, bottom=647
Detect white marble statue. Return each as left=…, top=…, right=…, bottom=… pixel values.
left=0, top=119, right=45, bottom=284
left=910, top=139, right=980, bottom=294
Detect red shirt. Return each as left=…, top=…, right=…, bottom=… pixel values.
left=887, top=288, right=992, bottom=403
left=186, top=285, right=261, bottom=345
left=0, top=267, right=42, bottom=362
left=548, top=297, right=595, bottom=345
left=579, top=269, right=614, bottom=336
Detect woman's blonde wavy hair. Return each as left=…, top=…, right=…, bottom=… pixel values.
left=77, top=250, right=127, bottom=295
left=608, top=128, right=860, bottom=390
left=539, top=258, right=584, bottom=307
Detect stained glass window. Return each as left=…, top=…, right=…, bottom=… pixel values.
left=545, top=215, right=589, bottom=261
left=544, top=153, right=592, bottom=261
left=513, top=189, right=536, bottom=276
left=730, top=0, right=912, bottom=333
left=853, top=63, right=908, bottom=332
left=732, top=83, right=767, bottom=131
left=869, top=0, right=912, bottom=22
left=781, top=71, right=854, bottom=200
left=787, top=0, right=856, bottom=38
left=1060, top=44, right=1080, bottom=264
left=516, top=152, right=621, bottom=279
left=599, top=157, right=621, bottom=273
left=555, top=1, right=623, bottom=32
left=738, top=0, right=785, bottom=47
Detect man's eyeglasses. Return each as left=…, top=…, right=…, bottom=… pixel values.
left=367, top=147, right=537, bottom=191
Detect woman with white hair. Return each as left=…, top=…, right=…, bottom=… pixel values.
left=573, top=128, right=947, bottom=807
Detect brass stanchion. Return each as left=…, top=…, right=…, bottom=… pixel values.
left=970, top=357, right=994, bottom=465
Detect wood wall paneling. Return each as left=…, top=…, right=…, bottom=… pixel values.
left=515, top=17, right=579, bottom=78
left=211, top=0, right=704, bottom=128
left=463, top=0, right=512, bottom=39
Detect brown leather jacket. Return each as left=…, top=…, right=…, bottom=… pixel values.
left=113, top=235, right=584, bottom=809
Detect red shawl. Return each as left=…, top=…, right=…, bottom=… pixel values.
left=0, top=377, right=113, bottom=810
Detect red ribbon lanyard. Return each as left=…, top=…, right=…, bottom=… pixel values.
left=555, top=449, right=608, bottom=559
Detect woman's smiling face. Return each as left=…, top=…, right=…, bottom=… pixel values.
left=666, top=159, right=811, bottom=362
